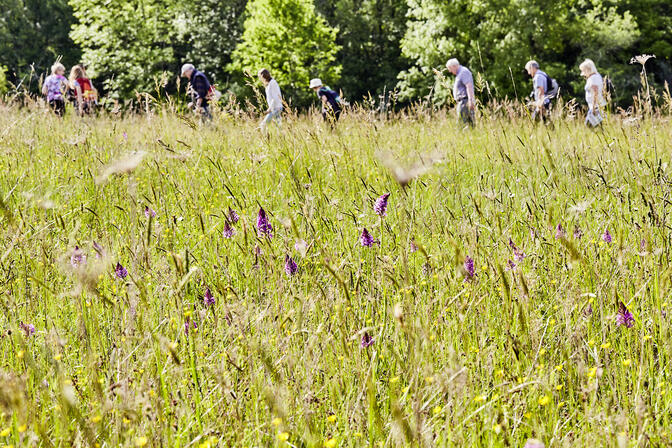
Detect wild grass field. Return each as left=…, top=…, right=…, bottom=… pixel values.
left=0, top=106, right=671, bottom=447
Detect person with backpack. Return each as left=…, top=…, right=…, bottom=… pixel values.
left=525, top=60, right=559, bottom=121
left=309, top=78, right=342, bottom=124
left=258, top=68, right=283, bottom=133
left=181, top=63, right=212, bottom=120
left=69, top=65, right=98, bottom=116
left=579, top=58, right=607, bottom=128
left=42, top=62, right=68, bottom=116
left=446, top=58, right=476, bottom=127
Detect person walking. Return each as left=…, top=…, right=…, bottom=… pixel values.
left=579, top=59, right=606, bottom=127
left=446, top=58, right=476, bottom=126
left=258, top=68, right=283, bottom=133
left=69, top=65, right=98, bottom=116
left=525, top=60, right=559, bottom=121
left=42, top=62, right=68, bottom=116
left=181, top=63, right=212, bottom=120
left=309, top=78, right=342, bottom=124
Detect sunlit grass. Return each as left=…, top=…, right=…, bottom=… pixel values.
left=0, top=107, right=670, bottom=446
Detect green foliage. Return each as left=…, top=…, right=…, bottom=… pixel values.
left=315, top=0, right=408, bottom=102
left=0, top=66, right=8, bottom=95
left=69, top=0, right=179, bottom=99
left=0, top=0, right=80, bottom=89
left=398, top=0, right=642, bottom=104
left=230, top=0, right=341, bottom=106
left=178, top=0, right=247, bottom=85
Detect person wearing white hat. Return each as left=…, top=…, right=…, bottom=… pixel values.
left=180, top=63, right=212, bottom=120
left=310, top=78, right=342, bottom=124
left=446, top=58, right=476, bottom=126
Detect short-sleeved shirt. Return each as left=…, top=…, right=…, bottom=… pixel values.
left=532, top=70, right=550, bottom=101
left=318, top=87, right=341, bottom=113
left=44, top=74, right=67, bottom=101
left=453, top=66, right=473, bottom=101
left=585, top=73, right=606, bottom=109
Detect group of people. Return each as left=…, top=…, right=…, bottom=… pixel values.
left=448, top=57, right=607, bottom=127
left=177, top=63, right=342, bottom=131
left=42, top=62, right=98, bottom=116
left=43, top=57, right=605, bottom=128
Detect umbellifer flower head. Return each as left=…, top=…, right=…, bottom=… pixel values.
left=257, top=207, right=273, bottom=238
left=115, top=262, right=128, bottom=279
left=360, top=331, right=375, bottom=348
left=616, top=301, right=634, bottom=328
left=360, top=228, right=376, bottom=247
left=284, top=255, right=298, bottom=276
left=374, top=193, right=390, bottom=217
left=204, top=287, right=215, bottom=306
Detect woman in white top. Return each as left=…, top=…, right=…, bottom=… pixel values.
left=579, top=59, right=606, bottom=127
left=258, top=68, right=283, bottom=133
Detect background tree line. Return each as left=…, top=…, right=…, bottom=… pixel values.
left=0, top=0, right=670, bottom=107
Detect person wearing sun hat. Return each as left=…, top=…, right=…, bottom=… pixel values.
left=310, top=78, right=342, bottom=124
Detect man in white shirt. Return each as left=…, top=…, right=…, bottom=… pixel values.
left=258, top=68, right=283, bottom=133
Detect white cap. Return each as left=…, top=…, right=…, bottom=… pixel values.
left=181, top=63, right=195, bottom=76
left=309, top=78, right=322, bottom=89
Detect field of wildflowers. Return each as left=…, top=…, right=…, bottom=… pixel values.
left=0, top=108, right=670, bottom=447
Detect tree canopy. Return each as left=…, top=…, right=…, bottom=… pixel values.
left=0, top=0, right=670, bottom=107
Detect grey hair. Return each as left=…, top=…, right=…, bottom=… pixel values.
left=446, top=58, right=460, bottom=69
left=525, top=60, right=539, bottom=70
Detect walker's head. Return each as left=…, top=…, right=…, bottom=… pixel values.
left=525, top=60, right=539, bottom=77
left=181, top=63, right=195, bottom=79
left=446, top=58, right=460, bottom=75
left=309, top=78, right=323, bottom=91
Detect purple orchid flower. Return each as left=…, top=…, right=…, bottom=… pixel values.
left=93, top=241, right=104, bottom=258
left=360, top=228, right=376, bottom=247
left=410, top=240, right=418, bottom=253
left=70, top=246, right=86, bottom=268
left=374, top=193, right=390, bottom=217
left=227, top=207, right=239, bottom=224
left=257, top=207, right=273, bottom=238
left=223, top=221, right=235, bottom=238
left=115, top=262, right=128, bottom=279
left=573, top=226, right=583, bottom=239
left=602, top=229, right=612, bottom=244
left=360, top=331, right=375, bottom=348
left=204, top=288, right=215, bottom=306
left=284, top=255, right=298, bottom=276
left=555, top=224, right=566, bottom=239
left=144, top=206, right=156, bottom=218
left=464, top=256, right=475, bottom=281
left=184, top=320, right=197, bottom=335
left=20, top=322, right=35, bottom=337
left=616, top=301, right=634, bottom=328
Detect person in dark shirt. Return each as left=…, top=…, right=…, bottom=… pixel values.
left=181, top=63, right=212, bottom=120
left=309, top=78, right=342, bottom=124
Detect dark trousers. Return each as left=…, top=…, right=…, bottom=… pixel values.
left=49, top=98, right=66, bottom=117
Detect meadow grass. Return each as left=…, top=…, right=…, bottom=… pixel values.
left=0, top=106, right=671, bottom=447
